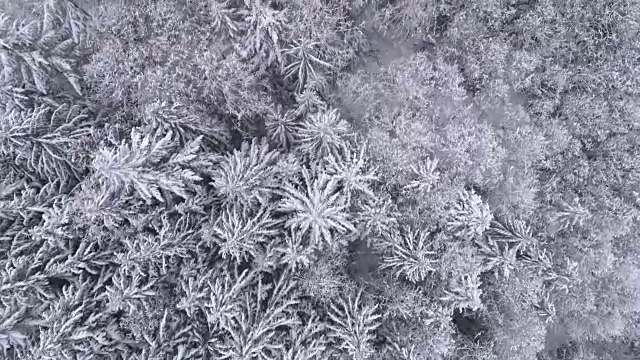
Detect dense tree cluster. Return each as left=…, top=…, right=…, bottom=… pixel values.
left=1, top=0, right=639, bottom=359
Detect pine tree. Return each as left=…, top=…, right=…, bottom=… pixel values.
left=403, top=157, right=440, bottom=194
left=142, top=100, right=229, bottom=148
left=104, top=268, right=156, bottom=315
left=475, top=236, right=518, bottom=280
left=533, top=291, right=557, bottom=324
left=284, top=38, right=333, bottom=93
left=488, top=218, right=536, bottom=248
left=293, top=89, right=325, bottom=117
left=203, top=0, right=242, bottom=39
left=204, top=204, right=279, bottom=262
left=115, top=212, right=197, bottom=277
left=447, top=189, right=493, bottom=239
left=129, top=307, right=200, bottom=360
left=214, top=273, right=299, bottom=360
left=380, top=227, right=438, bottom=283
left=0, top=180, right=63, bottom=257
left=327, top=288, right=381, bottom=360
left=175, top=266, right=253, bottom=332
left=0, top=103, right=92, bottom=186
left=325, top=145, right=377, bottom=204
left=210, top=138, right=280, bottom=209
left=237, top=0, right=287, bottom=71
left=279, top=315, right=327, bottom=360
left=279, top=169, right=355, bottom=249
left=21, top=277, right=122, bottom=360
left=69, top=176, right=134, bottom=231
left=552, top=199, right=591, bottom=231
left=202, top=268, right=254, bottom=331
left=355, top=194, right=400, bottom=245
left=92, top=127, right=204, bottom=203
left=276, top=229, right=315, bottom=272
left=441, top=270, right=484, bottom=311
left=265, top=104, right=300, bottom=150
left=295, top=108, right=350, bottom=161
left=0, top=0, right=90, bottom=110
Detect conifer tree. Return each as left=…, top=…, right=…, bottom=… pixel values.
left=210, top=138, right=280, bottom=209
left=380, top=227, right=438, bottom=283
left=295, top=108, right=350, bottom=162
left=279, top=315, right=327, bottom=360
left=0, top=0, right=90, bottom=110
left=327, top=289, right=381, bottom=360
left=142, top=100, right=229, bottom=148
left=279, top=168, right=355, bottom=249
left=214, top=273, right=299, bottom=360
left=325, top=146, right=377, bottom=204
left=1, top=0, right=639, bottom=359
left=447, top=189, right=493, bottom=239
left=92, top=127, right=204, bottom=203
left=276, top=229, right=315, bottom=272
left=0, top=103, right=92, bottom=186
left=441, top=270, right=484, bottom=311
left=265, top=104, right=300, bottom=150
left=237, top=0, right=287, bottom=71
left=204, top=204, right=278, bottom=262
left=284, top=38, right=333, bottom=93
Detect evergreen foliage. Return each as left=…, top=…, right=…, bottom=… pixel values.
left=0, top=1, right=87, bottom=102
left=265, top=104, right=299, bottom=150
left=275, top=229, right=314, bottom=272
left=327, top=288, right=381, bottom=360
left=380, top=227, right=437, bottom=283
left=295, top=108, right=350, bottom=161
left=279, top=168, right=355, bottom=249
left=142, top=100, right=229, bottom=148
left=210, top=138, right=280, bottom=209
left=0, top=101, right=91, bottom=186
left=284, top=38, right=333, bottom=93
left=1, top=0, right=639, bottom=359
left=205, top=204, right=278, bottom=262
left=325, top=145, right=377, bottom=204
left=93, top=127, right=203, bottom=203
left=447, top=189, right=493, bottom=239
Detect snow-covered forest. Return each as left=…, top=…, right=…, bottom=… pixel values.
left=1, top=0, right=639, bottom=359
